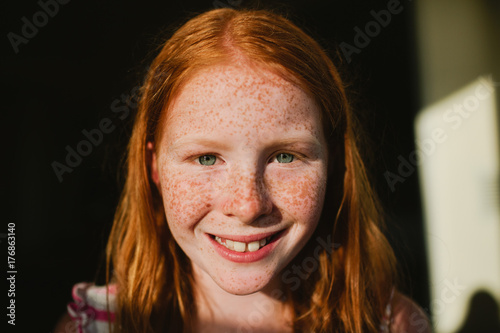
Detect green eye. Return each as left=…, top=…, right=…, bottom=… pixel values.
left=276, top=153, right=294, bottom=163
left=198, top=155, right=217, bottom=166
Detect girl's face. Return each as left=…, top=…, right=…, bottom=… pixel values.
left=151, top=64, right=328, bottom=295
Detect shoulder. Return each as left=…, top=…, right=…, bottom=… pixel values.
left=54, top=312, right=75, bottom=333
left=390, top=291, right=433, bottom=333
left=64, top=282, right=117, bottom=333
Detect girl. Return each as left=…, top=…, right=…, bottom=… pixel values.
left=57, top=8, right=431, bottom=333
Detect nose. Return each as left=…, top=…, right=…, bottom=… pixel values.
left=220, top=168, right=273, bottom=224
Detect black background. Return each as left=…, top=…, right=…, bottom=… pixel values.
left=2, top=0, right=427, bottom=331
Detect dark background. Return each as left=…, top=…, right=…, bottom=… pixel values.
left=2, top=0, right=427, bottom=331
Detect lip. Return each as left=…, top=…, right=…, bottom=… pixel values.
left=207, top=229, right=286, bottom=263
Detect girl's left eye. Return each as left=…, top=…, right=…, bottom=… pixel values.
left=275, top=153, right=295, bottom=163
left=198, top=155, right=217, bottom=166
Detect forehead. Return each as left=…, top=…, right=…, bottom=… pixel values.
left=162, top=65, right=322, bottom=143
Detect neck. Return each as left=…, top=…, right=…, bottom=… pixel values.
left=192, top=265, right=293, bottom=332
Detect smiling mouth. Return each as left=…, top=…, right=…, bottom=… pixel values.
left=209, top=232, right=281, bottom=253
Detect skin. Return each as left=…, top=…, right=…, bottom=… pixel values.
left=150, top=63, right=328, bottom=330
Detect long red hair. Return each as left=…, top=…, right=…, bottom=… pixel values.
left=106, top=8, right=396, bottom=332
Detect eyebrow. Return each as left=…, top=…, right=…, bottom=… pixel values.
left=270, top=137, right=323, bottom=148
left=168, top=138, right=232, bottom=152
left=168, top=136, right=323, bottom=152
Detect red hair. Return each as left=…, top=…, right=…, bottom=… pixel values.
left=107, top=8, right=396, bottom=332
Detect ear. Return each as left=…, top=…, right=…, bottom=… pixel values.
left=147, top=142, right=160, bottom=187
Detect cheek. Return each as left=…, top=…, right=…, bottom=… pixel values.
left=160, top=168, right=215, bottom=227
left=267, top=168, right=327, bottom=222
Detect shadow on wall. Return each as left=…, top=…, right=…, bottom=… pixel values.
left=456, top=290, right=500, bottom=333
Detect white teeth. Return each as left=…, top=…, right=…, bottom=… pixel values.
left=225, top=239, right=235, bottom=251
left=233, top=241, right=246, bottom=252
left=213, top=235, right=273, bottom=253
left=248, top=241, right=260, bottom=252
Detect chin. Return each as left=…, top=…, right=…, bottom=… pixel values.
left=212, top=271, right=278, bottom=296
left=218, top=283, right=267, bottom=296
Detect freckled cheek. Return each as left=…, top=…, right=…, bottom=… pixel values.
left=159, top=170, right=216, bottom=226
left=266, top=169, right=327, bottom=221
